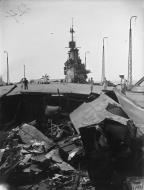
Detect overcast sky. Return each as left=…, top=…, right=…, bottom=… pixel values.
left=0, top=0, right=144, bottom=82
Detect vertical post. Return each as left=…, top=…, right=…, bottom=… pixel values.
left=101, top=37, right=108, bottom=84
left=24, top=64, right=25, bottom=78
left=4, top=51, right=9, bottom=85
left=128, top=16, right=137, bottom=89
left=101, top=40, right=105, bottom=84
left=128, top=20, right=132, bottom=87
left=85, top=52, right=86, bottom=67
left=7, top=54, right=9, bottom=85
left=119, top=75, right=124, bottom=91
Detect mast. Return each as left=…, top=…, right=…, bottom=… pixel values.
left=70, top=18, right=74, bottom=42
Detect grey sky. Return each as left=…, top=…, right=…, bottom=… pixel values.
left=0, top=0, right=144, bottom=82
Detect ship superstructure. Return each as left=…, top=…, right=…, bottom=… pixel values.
left=64, top=22, right=90, bottom=83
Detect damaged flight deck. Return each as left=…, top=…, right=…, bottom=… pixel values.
left=0, top=83, right=144, bottom=190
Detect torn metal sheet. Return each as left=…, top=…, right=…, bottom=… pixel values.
left=114, top=89, right=144, bottom=135
left=70, top=93, right=128, bottom=132
left=18, top=124, right=54, bottom=151
left=45, top=148, right=75, bottom=171
left=56, top=162, right=75, bottom=171
left=68, top=147, right=82, bottom=161
left=31, top=154, right=47, bottom=163
left=0, top=146, right=22, bottom=175
left=58, top=136, right=82, bottom=162
left=45, top=148, right=63, bottom=163
left=106, top=103, right=128, bottom=118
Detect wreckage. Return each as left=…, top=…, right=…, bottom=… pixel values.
left=0, top=84, right=144, bottom=189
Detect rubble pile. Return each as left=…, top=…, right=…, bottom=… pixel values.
left=0, top=90, right=144, bottom=189
left=0, top=120, right=92, bottom=189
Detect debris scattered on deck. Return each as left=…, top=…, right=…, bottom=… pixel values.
left=0, top=90, right=144, bottom=189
